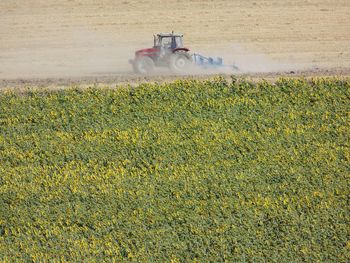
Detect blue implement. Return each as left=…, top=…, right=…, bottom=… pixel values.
left=192, top=53, right=239, bottom=71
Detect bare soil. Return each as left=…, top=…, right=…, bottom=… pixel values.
left=1, top=0, right=350, bottom=88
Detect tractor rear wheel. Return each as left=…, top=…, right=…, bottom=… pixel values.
left=169, top=51, right=192, bottom=73
left=134, top=56, right=155, bottom=74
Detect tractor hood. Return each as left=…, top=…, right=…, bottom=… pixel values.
left=135, top=47, right=190, bottom=57
left=135, top=48, right=159, bottom=56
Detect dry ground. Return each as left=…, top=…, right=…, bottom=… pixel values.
left=0, top=0, right=350, bottom=87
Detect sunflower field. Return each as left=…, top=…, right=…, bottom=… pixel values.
left=0, top=77, right=349, bottom=261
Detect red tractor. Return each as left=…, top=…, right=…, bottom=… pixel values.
left=129, top=32, right=192, bottom=74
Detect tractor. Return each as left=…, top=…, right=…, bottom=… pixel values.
left=129, top=32, right=192, bottom=74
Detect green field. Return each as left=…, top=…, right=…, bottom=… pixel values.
left=0, top=77, right=349, bottom=261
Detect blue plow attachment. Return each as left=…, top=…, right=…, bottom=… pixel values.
left=192, top=53, right=239, bottom=71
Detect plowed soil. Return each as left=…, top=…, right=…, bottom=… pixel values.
left=1, top=0, right=350, bottom=87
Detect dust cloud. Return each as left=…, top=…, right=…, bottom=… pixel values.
left=0, top=29, right=311, bottom=79
left=191, top=43, right=308, bottom=75
left=0, top=29, right=138, bottom=79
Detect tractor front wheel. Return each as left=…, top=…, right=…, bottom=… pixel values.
left=169, top=51, right=192, bottom=73
left=133, top=56, right=155, bottom=74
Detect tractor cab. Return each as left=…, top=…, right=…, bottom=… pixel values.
left=154, top=33, right=184, bottom=50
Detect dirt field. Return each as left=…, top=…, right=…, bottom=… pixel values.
left=1, top=0, right=350, bottom=86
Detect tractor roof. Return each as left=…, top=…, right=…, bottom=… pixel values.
left=157, top=33, right=183, bottom=37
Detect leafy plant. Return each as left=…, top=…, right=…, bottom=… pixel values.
left=0, top=77, right=349, bottom=261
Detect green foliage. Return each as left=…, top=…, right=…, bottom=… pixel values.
left=0, top=77, right=349, bottom=261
